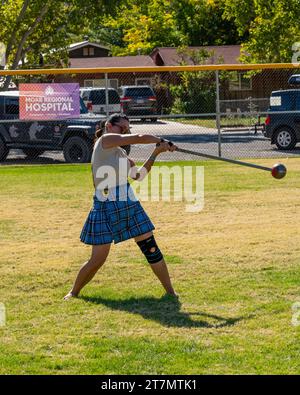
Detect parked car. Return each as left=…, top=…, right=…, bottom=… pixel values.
left=288, top=74, right=300, bottom=86
left=80, top=87, right=121, bottom=115
left=0, top=91, right=105, bottom=163
left=264, top=89, right=300, bottom=150
left=118, top=85, right=158, bottom=121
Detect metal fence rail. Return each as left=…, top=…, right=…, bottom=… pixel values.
left=0, top=63, right=300, bottom=165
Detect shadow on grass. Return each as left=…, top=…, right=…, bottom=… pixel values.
left=80, top=294, right=246, bottom=329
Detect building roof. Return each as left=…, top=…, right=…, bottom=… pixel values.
left=69, top=41, right=110, bottom=51
left=67, top=44, right=243, bottom=69
left=150, top=45, right=243, bottom=66
left=69, top=55, right=155, bottom=68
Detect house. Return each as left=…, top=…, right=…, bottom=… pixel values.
left=63, top=42, right=245, bottom=90
left=68, top=41, right=110, bottom=59
left=52, top=41, right=296, bottom=112
left=55, top=41, right=158, bottom=90
left=150, top=45, right=242, bottom=66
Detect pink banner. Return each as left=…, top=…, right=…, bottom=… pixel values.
left=19, top=83, right=80, bottom=120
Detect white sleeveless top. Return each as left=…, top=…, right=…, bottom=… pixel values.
left=91, top=137, right=131, bottom=200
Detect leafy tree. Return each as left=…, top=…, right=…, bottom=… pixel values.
left=172, top=0, right=241, bottom=46
left=0, top=0, right=124, bottom=89
left=102, top=0, right=187, bottom=55
left=170, top=48, right=217, bottom=114
left=223, top=0, right=300, bottom=63
left=99, top=0, right=240, bottom=56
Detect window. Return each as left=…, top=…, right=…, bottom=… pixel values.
left=108, top=90, right=120, bottom=104
left=229, top=72, right=252, bottom=91
left=83, top=47, right=95, bottom=56
left=80, top=97, right=88, bottom=113
left=90, top=90, right=120, bottom=104
left=83, top=80, right=94, bottom=87
left=90, top=90, right=105, bottom=104
left=5, top=98, right=19, bottom=114
left=84, top=79, right=118, bottom=89
left=93, top=80, right=106, bottom=88
left=135, top=78, right=153, bottom=86
left=81, top=92, right=89, bottom=101
left=295, top=94, right=300, bottom=110
left=125, top=87, right=155, bottom=97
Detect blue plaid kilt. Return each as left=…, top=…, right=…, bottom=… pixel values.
left=80, top=184, right=155, bottom=245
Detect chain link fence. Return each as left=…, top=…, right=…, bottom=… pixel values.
left=1, top=64, right=300, bottom=165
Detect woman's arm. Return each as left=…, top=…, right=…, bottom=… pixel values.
left=101, top=133, right=161, bottom=149
left=129, top=142, right=177, bottom=181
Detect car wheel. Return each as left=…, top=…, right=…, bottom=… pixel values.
left=0, top=137, right=9, bottom=161
left=63, top=136, right=92, bottom=163
left=150, top=118, right=157, bottom=123
left=22, top=148, right=45, bottom=158
left=274, top=127, right=297, bottom=150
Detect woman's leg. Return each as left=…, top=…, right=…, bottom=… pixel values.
left=64, top=243, right=111, bottom=300
left=134, top=232, right=177, bottom=296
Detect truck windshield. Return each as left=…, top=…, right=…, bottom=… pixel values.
left=125, top=87, right=154, bottom=97
left=90, top=90, right=120, bottom=104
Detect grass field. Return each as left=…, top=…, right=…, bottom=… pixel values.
left=174, top=116, right=262, bottom=129
left=0, top=159, right=300, bottom=374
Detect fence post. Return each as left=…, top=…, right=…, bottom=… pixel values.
left=105, top=73, right=109, bottom=118
left=215, top=70, right=222, bottom=157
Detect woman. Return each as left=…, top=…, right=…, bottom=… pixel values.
left=64, top=113, right=178, bottom=300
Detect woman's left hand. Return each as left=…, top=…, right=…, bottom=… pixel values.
left=154, top=141, right=178, bottom=154
left=128, top=158, right=136, bottom=167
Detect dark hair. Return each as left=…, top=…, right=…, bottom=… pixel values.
left=93, top=113, right=129, bottom=145
left=107, top=113, right=129, bottom=125
left=94, top=120, right=106, bottom=145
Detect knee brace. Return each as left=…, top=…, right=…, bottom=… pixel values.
left=136, top=235, right=163, bottom=264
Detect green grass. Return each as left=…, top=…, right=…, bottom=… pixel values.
left=0, top=159, right=300, bottom=374
left=173, top=116, right=261, bottom=129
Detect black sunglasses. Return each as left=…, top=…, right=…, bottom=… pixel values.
left=114, top=124, right=131, bottom=134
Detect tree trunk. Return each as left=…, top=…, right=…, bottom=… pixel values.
left=5, top=0, right=30, bottom=62
left=2, top=2, right=50, bottom=91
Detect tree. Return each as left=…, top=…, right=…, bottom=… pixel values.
left=172, top=0, right=241, bottom=46
left=99, top=0, right=240, bottom=56
left=170, top=48, right=217, bottom=114
left=101, top=0, right=187, bottom=55
left=0, top=0, right=124, bottom=89
left=223, top=0, right=300, bottom=63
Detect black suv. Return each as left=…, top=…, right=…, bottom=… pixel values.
left=119, top=85, right=158, bottom=121
left=0, top=91, right=105, bottom=162
left=264, top=89, right=300, bottom=150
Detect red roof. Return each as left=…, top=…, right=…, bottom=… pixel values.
left=69, top=56, right=155, bottom=68
left=67, top=45, right=243, bottom=69
left=151, top=45, right=243, bottom=66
